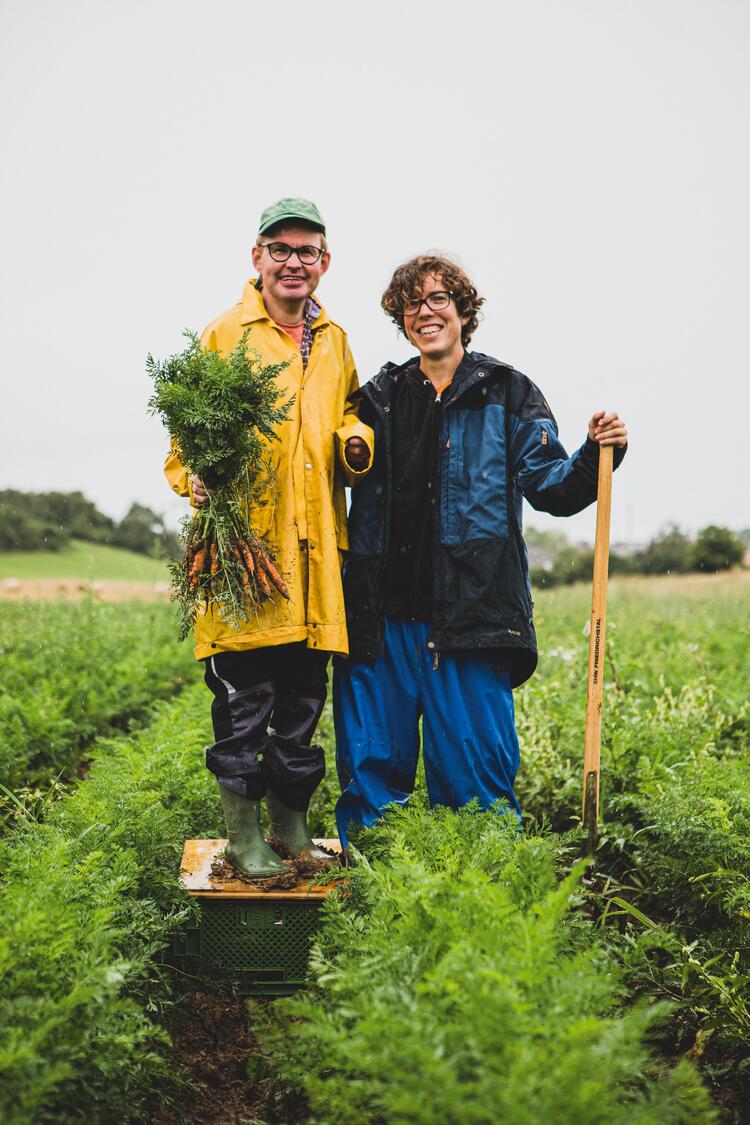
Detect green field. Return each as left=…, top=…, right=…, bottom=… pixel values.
left=0, top=573, right=748, bottom=1123
left=0, top=600, right=197, bottom=796
left=0, top=540, right=170, bottom=582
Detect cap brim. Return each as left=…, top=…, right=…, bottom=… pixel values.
left=259, top=212, right=326, bottom=235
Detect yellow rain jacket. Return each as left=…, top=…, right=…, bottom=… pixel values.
left=165, top=281, right=373, bottom=660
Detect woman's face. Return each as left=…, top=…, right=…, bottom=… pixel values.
left=402, top=273, right=468, bottom=363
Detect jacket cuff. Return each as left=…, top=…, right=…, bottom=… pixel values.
left=335, top=421, right=374, bottom=481
left=583, top=436, right=627, bottom=470
left=164, top=448, right=194, bottom=502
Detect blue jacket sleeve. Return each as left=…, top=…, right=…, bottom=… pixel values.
left=507, top=374, right=626, bottom=517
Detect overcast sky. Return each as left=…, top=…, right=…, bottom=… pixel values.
left=2, top=0, right=748, bottom=544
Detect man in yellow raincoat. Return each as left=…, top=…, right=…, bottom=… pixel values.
left=165, top=198, right=373, bottom=876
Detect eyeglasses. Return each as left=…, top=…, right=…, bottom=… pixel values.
left=258, top=241, right=326, bottom=265
left=403, top=290, right=453, bottom=316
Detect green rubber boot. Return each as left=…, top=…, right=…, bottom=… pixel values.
left=266, top=790, right=330, bottom=865
left=218, top=783, right=285, bottom=877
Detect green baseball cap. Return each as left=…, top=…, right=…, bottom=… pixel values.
left=258, top=197, right=326, bottom=236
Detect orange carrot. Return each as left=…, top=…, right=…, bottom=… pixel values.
left=251, top=546, right=272, bottom=597
left=189, top=546, right=206, bottom=587
left=210, top=542, right=219, bottom=576
left=239, top=541, right=256, bottom=576
left=232, top=544, right=251, bottom=586
left=257, top=548, right=290, bottom=600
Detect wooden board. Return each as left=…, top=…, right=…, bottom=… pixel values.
left=180, top=838, right=342, bottom=900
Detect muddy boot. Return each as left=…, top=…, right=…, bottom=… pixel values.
left=218, top=783, right=285, bottom=877
left=266, top=790, right=330, bottom=865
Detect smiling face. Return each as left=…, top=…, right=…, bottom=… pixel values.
left=251, top=223, right=330, bottom=311
left=402, top=273, right=468, bottom=365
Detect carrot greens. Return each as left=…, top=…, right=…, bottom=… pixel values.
left=147, top=330, right=292, bottom=639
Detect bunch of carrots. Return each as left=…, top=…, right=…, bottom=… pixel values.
left=147, top=330, right=293, bottom=640
left=184, top=535, right=289, bottom=600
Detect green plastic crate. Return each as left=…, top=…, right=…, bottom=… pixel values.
left=173, top=839, right=338, bottom=996
left=172, top=897, right=324, bottom=995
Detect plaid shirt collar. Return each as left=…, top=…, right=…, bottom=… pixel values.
left=249, top=282, right=320, bottom=371
left=300, top=296, right=320, bottom=371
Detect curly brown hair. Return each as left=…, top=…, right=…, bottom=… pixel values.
left=381, top=254, right=485, bottom=347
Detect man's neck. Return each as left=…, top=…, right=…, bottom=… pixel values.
left=419, top=347, right=464, bottom=394
left=262, top=290, right=307, bottom=326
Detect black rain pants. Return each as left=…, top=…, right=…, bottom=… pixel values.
left=203, top=643, right=328, bottom=810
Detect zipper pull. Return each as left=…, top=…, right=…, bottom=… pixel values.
left=433, top=650, right=440, bottom=671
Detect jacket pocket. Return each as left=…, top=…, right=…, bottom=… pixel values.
left=247, top=502, right=275, bottom=539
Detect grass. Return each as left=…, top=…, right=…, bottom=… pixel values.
left=257, top=570, right=750, bottom=1122
left=1, top=571, right=748, bottom=1122
left=254, top=804, right=716, bottom=1124
left=0, top=541, right=170, bottom=582
left=0, top=683, right=220, bottom=1125
left=516, top=569, right=750, bottom=1113
left=0, top=600, right=198, bottom=797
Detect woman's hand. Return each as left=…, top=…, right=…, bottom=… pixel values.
left=588, top=411, right=628, bottom=447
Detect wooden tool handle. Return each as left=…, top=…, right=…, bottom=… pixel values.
left=582, top=443, right=614, bottom=848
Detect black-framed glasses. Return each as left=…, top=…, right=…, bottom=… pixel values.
left=403, top=290, right=453, bottom=316
left=258, top=241, right=325, bottom=265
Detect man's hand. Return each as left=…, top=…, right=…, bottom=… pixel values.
left=588, top=411, right=628, bottom=447
left=190, top=474, right=212, bottom=507
left=345, top=437, right=370, bottom=470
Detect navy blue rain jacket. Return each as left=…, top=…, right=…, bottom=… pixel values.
left=343, top=351, right=626, bottom=687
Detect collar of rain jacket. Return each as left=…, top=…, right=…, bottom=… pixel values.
left=238, top=279, right=330, bottom=331
left=357, top=351, right=512, bottom=408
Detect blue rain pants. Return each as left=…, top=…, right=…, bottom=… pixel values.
left=333, top=618, right=521, bottom=847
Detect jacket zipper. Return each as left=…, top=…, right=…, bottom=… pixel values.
left=427, top=387, right=451, bottom=661
left=428, top=366, right=510, bottom=655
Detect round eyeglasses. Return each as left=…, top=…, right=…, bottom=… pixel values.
left=402, top=290, right=453, bottom=316
left=258, top=241, right=325, bottom=265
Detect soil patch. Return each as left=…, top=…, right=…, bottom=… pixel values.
left=209, top=856, right=299, bottom=893
left=151, top=983, right=265, bottom=1125
left=266, top=836, right=341, bottom=879
left=150, top=981, right=310, bottom=1125
left=0, top=577, right=170, bottom=602
left=209, top=843, right=341, bottom=892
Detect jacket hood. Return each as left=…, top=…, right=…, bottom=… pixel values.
left=356, top=351, right=515, bottom=403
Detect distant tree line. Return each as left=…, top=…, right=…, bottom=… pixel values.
left=0, top=490, right=179, bottom=558
left=2, top=491, right=745, bottom=579
left=530, top=523, right=747, bottom=589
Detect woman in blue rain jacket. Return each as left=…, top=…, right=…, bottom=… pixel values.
left=334, top=254, right=628, bottom=846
